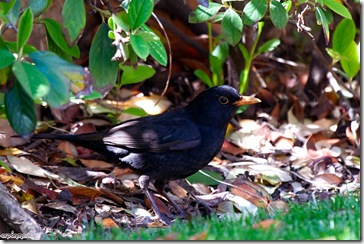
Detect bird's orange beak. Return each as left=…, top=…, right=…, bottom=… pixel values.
left=233, top=96, right=261, bottom=106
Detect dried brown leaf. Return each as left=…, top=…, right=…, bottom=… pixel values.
left=169, top=180, right=188, bottom=199
left=231, top=177, right=271, bottom=208
left=7, top=156, right=60, bottom=180
left=311, top=173, right=343, bottom=188
left=253, top=219, right=282, bottom=230
left=79, top=159, right=114, bottom=170
left=102, top=218, right=119, bottom=229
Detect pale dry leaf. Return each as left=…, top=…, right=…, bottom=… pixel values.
left=169, top=180, right=188, bottom=198
left=228, top=119, right=265, bottom=152
left=21, top=197, right=40, bottom=215
left=228, top=162, right=293, bottom=182
left=0, top=119, right=27, bottom=147
left=7, top=156, right=60, bottom=180
left=311, top=173, right=343, bottom=188
left=43, top=201, right=78, bottom=215
left=230, top=178, right=271, bottom=208
left=223, top=193, right=258, bottom=215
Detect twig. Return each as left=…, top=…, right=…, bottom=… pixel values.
left=151, top=12, right=172, bottom=105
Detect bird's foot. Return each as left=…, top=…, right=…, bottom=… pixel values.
left=154, top=213, right=173, bottom=225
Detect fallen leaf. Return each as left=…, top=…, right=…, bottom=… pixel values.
left=253, top=219, right=282, bottom=230
left=24, top=178, right=59, bottom=200
left=0, top=119, right=27, bottom=147
left=169, top=180, right=188, bottom=198
left=62, top=186, right=103, bottom=199
left=57, top=141, right=78, bottom=159
left=230, top=178, right=271, bottom=208
left=311, top=173, right=343, bottom=188
left=7, top=156, right=60, bottom=180
left=223, top=193, right=259, bottom=215
left=189, top=231, right=207, bottom=240
left=221, top=140, right=246, bottom=155
left=0, top=147, right=24, bottom=156
left=43, top=201, right=78, bottom=215
left=79, top=159, right=114, bottom=170
left=102, top=218, right=119, bottom=229
left=268, top=200, right=289, bottom=213
left=0, top=175, right=24, bottom=185
left=21, top=196, right=40, bottom=215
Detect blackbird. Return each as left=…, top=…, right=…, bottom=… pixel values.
left=31, top=85, right=260, bottom=224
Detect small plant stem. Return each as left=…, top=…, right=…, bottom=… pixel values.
left=239, top=22, right=264, bottom=93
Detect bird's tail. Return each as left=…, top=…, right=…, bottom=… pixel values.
left=31, top=131, right=105, bottom=145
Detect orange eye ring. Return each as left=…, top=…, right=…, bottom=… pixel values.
left=219, top=96, right=229, bottom=104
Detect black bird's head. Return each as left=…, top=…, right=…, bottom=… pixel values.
left=186, top=85, right=260, bottom=127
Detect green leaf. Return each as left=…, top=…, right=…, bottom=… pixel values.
left=123, top=107, right=148, bottom=117
left=0, top=0, right=16, bottom=15
left=222, top=8, right=243, bottom=46
left=89, top=23, right=119, bottom=91
left=62, top=0, right=86, bottom=44
left=0, top=49, right=15, bottom=69
left=326, top=48, right=345, bottom=61
left=211, top=42, right=229, bottom=62
left=0, top=66, right=11, bottom=86
left=186, top=170, right=224, bottom=186
left=5, top=82, right=36, bottom=135
left=0, top=159, right=12, bottom=173
left=243, top=0, right=268, bottom=25
left=120, top=64, right=156, bottom=85
left=112, top=11, right=130, bottom=32
left=340, top=41, right=359, bottom=79
left=29, top=51, right=86, bottom=107
left=148, top=40, right=168, bottom=66
left=29, top=0, right=52, bottom=17
left=130, top=34, right=149, bottom=60
left=17, top=8, right=33, bottom=52
left=316, top=6, right=330, bottom=45
left=188, top=2, right=223, bottom=23
left=212, top=12, right=225, bottom=22
left=135, top=31, right=160, bottom=42
left=30, top=51, right=85, bottom=81
left=256, top=38, right=280, bottom=56
left=12, top=61, right=50, bottom=99
left=238, top=43, right=250, bottom=61
left=45, top=29, right=73, bottom=62
left=32, top=65, right=70, bottom=108
left=41, top=18, right=80, bottom=58
left=333, top=18, right=356, bottom=54
left=270, top=0, right=288, bottom=30
left=282, top=0, right=292, bottom=12
left=194, top=69, right=213, bottom=87
left=4, top=41, right=38, bottom=55
left=4, top=0, right=20, bottom=27
left=141, top=25, right=167, bottom=66
left=323, top=0, right=352, bottom=19
left=128, top=0, right=153, bottom=30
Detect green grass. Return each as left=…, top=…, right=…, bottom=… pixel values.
left=55, top=193, right=360, bottom=240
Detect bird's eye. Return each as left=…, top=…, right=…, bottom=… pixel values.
left=219, top=96, right=229, bottom=104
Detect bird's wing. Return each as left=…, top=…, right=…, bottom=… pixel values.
left=101, top=111, right=202, bottom=153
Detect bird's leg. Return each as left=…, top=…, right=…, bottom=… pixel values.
left=154, top=179, right=187, bottom=219
left=138, top=175, right=171, bottom=225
